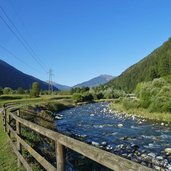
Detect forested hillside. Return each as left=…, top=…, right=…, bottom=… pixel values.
left=107, top=38, right=171, bottom=92
left=0, top=59, right=56, bottom=90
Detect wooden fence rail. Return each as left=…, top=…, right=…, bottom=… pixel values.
left=1, top=105, right=153, bottom=171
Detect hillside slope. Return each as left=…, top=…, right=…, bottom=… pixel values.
left=74, top=75, right=114, bottom=88
left=107, top=38, right=171, bottom=92
left=50, top=82, right=71, bottom=90
left=0, top=59, right=56, bottom=90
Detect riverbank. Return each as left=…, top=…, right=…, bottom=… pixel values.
left=0, top=96, right=74, bottom=171
left=109, top=101, right=171, bottom=124
left=56, top=102, right=171, bottom=170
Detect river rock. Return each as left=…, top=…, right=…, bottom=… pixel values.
left=91, top=141, right=99, bottom=147
left=156, top=156, right=164, bottom=161
left=165, top=148, right=171, bottom=155
left=116, top=144, right=124, bottom=149
left=76, top=134, right=87, bottom=138
left=106, top=145, right=113, bottom=151
left=55, top=114, right=63, bottom=120
left=148, top=143, right=155, bottom=148
left=118, top=123, right=123, bottom=127
left=120, top=136, right=128, bottom=140
left=101, top=141, right=108, bottom=146
left=154, top=166, right=161, bottom=171
left=141, top=153, right=147, bottom=160
left=148, top=152, right=156, bottom=159
left=134, top=150, right=141, bottom=156
left=131, top=144, right=139, bottom=150
left=99, top=125, right=104, bottom=128
left=167, top=164, right=171, bottom=171
left=121, top=153, right=128, bottom=157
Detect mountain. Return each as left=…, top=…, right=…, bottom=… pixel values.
left=107, top=38, right=171, bottom=92
left=74, top=75, right=114, bottom=88
left=50, top=82, right=71, bottom=90
left=0, top=59, right=57, bottom=90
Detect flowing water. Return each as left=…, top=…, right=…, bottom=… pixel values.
left=55, top=102, right=171, bottom=171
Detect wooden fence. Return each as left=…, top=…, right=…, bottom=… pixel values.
left=1, top=104, right=153, bottom=171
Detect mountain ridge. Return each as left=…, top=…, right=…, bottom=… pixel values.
left=74, top=74, right=114, bottom=88
left=107, top=38, right=171, bottom=92
left=50, top=82, right=71, bottom=90
left=0, top=59, right=57, bottom=90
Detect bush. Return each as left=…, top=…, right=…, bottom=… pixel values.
left=122, top=98, right=140, bottom=110
left=82, top=93, right=94, bottom=102
left=30, top=82, right=40, bottom=97
left=149, top=95, right=171, bottom=113
left=152, top=78, right=167, bottom=88
left=157, top=86, right=171, bottom=97
left=3, top=87, right=12, bottom=94
left=94, top=92, right=104, bottom=100
left=72, top=93, right=83, bottom=103
left=162, top=100, right=171, bottom=112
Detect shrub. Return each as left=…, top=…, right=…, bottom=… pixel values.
left=30, top=82, right=40, bottom=97
left=95, top=92, right=104, bottom=100
left=149, top=95, right=171, bottom=113
left=152, top=78, right=167, bottom=88
left=72, top=93, right=83, bottom=103
left=82, top=93, right=94, bottom=102
left=122, top=98, right=140, bottom=110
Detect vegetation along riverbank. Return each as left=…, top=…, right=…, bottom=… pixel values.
left=109, top=77, right=171, bottom=124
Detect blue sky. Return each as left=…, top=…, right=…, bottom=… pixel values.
left=0, top=0, right=171, bottom=86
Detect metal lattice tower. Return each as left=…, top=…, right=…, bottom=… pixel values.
left=48, top=68, right=53, bottom=95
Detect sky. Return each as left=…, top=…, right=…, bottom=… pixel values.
left=0, top=0, right=171, bottom=86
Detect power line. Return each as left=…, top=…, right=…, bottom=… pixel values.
left=0, top=7, right=46, bottom=72
left=0, top=5, right=46, bottom=69
left=0, top=43, right=40, bottom=73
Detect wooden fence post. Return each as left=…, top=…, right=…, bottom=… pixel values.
left=16, top=109, right=22, bottom=167
left=6, top=109, right=11, bottom=136
left=56, top=141, right=64, bottom=171
left=2, top=108, right=6, bottom=132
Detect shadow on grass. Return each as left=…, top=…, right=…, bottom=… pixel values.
left=0, top=96, right=22, bottom=100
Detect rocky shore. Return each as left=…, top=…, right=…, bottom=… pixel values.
left=56, top=102, right=171, bottom=171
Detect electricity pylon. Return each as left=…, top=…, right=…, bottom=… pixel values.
left=48, top=68, right=53, bottom=95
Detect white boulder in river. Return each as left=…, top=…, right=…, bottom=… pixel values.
left=164, top=148, right=171, bottom=155
left=92, top=141, right=99, bottom=147
left=118, top=123, right=123, bottom=127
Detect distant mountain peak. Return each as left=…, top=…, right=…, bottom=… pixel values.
left=48, top=81, right=71, bottom=90
left=74, top=74, right=114, bottom=88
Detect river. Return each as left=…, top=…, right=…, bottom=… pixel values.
left=55, top=102, right=171, bottom=171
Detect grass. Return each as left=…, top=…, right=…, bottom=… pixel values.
left=0, top=94, right=72, bottom=107
left=0, top=112, right=25, bottom=171
left=110, top=102, right=171, bottom=123
left=0, top=94, right=73, bottom=171
left=0, top=94, right=75, bottom=169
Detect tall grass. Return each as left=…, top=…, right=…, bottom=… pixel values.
left=0, top=113, right=24, bottom=171
left=110, top=101, right=171, bottom=123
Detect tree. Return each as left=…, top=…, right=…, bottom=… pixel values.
left=30, top=82, right=40, bottom=97
left=17, top=87, right=25, bottom=94
left=3, top=87, right=12, bottom=94
left=82, top=93, right=94, bottom=102
left=159, top=57, right=170, bottom=76
left=149, top=67, right=159, bottom=80
left=0, top=87, right=3, bottom=96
